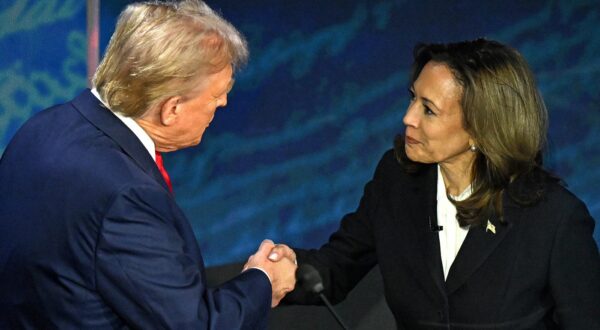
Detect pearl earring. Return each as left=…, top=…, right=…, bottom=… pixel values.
left=470, top=145, right=477, bottom=152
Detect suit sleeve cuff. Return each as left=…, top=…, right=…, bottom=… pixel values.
left=244, top=267, right=271, bottom=284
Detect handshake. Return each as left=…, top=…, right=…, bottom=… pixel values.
left=243, top=239, right=297, bottom=307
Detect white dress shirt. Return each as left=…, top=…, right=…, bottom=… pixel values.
left=90, top=88, right=156, bottom=160
left=436, top=165, right=471, bottom=280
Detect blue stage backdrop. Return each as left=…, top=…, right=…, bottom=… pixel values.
left=1, top=0, right=599, bottom=266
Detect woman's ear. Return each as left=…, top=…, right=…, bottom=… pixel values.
left=468, top=136, right=476, bottom=147
left=468, top=137, right=478, bottom=152
left=159, top=96, right=182, bottom=126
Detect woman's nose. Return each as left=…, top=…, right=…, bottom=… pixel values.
left=403, top=102, right=419, bottom=128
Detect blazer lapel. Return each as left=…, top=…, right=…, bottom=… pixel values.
left=70, top=89, right=170, bottom=192
left=409, top=166, right=446, bottom=299
left=445, top=205, right=513, bottom=295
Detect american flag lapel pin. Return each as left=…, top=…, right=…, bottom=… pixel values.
left=486, top=220, right=496, bottom=234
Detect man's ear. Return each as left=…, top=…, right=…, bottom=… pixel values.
left=159, top=96, right=182, bottom=126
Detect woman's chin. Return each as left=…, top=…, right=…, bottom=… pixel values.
left=404, top=145, right=419, bottom=162
left=405, top=147, right=434, bottom=164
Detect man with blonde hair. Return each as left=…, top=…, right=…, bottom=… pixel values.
left=0, top=1, right=296, bottom=328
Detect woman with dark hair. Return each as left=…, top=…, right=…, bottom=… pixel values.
left=278, top=39, right=600, bottom=329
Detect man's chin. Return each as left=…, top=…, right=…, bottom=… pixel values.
left=189, top=137, right=203, bottom=147
left=170, top=139, right=203, bottom=151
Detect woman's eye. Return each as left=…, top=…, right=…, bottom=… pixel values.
left=424, top=106, right=435, bottom=116
left=408, top=89, right=415, bottom=100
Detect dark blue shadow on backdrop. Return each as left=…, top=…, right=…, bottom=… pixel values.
left=1, top=0, right=598, bottom=266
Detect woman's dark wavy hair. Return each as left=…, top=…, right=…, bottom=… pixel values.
left=394, top=38, right=557, bottom=227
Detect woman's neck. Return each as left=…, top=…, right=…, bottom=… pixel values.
left=439, top=157, right=474, bottom=197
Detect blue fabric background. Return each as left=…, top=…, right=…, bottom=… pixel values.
left=1, top=0, right=598, bottom=266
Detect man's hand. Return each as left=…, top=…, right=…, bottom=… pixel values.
left=243, top=240, right=297, bottom=307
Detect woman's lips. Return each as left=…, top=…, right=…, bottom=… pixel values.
left=405, top=135, right=420, bottom=144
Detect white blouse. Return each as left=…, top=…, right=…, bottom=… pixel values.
left=436, top=165, right=471, bottom=280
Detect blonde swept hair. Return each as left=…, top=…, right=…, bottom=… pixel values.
left=92, top=0, right=248, bottom=117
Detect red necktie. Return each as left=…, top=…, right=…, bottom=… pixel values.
left=155, top=151, right=173, bottom=193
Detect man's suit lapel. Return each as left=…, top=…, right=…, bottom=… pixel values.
left=70, top=89, right=171, bottom=192
left=408, top=166, right=446, bottom=299
left=445, top=202, right=514, bottom=295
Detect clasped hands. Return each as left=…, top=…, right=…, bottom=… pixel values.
left=243, top=239, right=297, bottom=307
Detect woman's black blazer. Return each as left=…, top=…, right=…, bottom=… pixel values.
left=288, top=149, right=600, bottom=329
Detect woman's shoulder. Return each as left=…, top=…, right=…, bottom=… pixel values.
left=373, top=148, right=435, bottom=185
left=376, top=149, right=400, bottom=171
left=543, top=179, right=590, bottom=213
left=508, top=169, right=591, bottom=218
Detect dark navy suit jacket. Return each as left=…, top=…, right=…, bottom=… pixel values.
left=0, top=90, right=271, bottom=329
